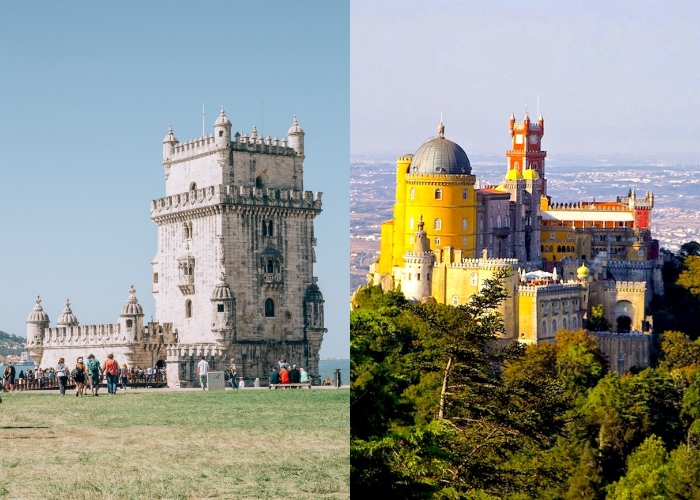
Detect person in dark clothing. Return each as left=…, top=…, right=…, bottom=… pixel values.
left=289, top=364, right=300, bottom=384
left=269, top=366, right=280, bottom=387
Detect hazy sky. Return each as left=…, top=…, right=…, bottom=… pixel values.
left=0, top=1, right=349, bottom=357
left=351, top=0, right=700, bottom=157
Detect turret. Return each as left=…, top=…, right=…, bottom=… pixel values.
left=538, top=113, right=544, bottom=135
left=287, top=115, right=305, bottom=156
left=402, top=218, right=435, bottom=301
left=162, top=125, right=179, bottom=161
left=119, top=285, right=145, bottom=341
left=56, top=299, right=78, bottom=327
left=509, top=112, right=515, bottom=135
left=214, top=106, right=232, bottom=147
left=26, top=296, right=50, bottom=365
left=210, top=271, right=236, bottom=338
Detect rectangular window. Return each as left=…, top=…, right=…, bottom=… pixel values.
left=217, top=304, right=224, bottom=312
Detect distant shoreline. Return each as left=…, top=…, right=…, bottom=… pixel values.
left=320, top=357, right=349, bottom=361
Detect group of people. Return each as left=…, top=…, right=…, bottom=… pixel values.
left=268, top=359, right=311, bottom=386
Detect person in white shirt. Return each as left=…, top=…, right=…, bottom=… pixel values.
left=198, top=356, right=210, bottom=390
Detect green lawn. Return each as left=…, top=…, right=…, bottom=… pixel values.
left=0, top=389, right=349, bottom=499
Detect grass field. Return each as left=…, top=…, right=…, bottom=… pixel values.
left=0, top=389, right=349, bottom=499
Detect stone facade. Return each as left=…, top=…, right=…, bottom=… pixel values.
left=26, top=109, right=326, bottom=387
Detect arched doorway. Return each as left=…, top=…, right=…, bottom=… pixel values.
left=156, top=359, right=166, bottom=369
left=616, top=316, right=632, bottom=333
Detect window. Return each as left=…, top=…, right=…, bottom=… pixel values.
left=462, top=189, right=468, bottom=200
left=153, top=273, right=158, bottom=284
left=452, top=295, right=459, bottom=306
left=417, top=273, right=421, bottom=281
left=255, top=177, right=263, bottom=188
left=462, top=236, right=467, bottom=246
left=267, top=260, right=274, bottom=273
left=462, top=218, right=468, bottom=230
left=185, top=300, right=192, bottom=318
left=409, top=217, right=414, bottom=230
left=552, top=319, right=557, bottom=333
left=262, top=221, right=267, bottom=236
left=434, top=188, right=442, bottom=200
left=434, top=237, right=440, bottom=245
left=126, top=319, right=133, bottom=328
left=264, top=298, right=275, bottom=317
left=470, top=273, right=478, bottom=286
left=189, top=182, right=197, bottom=191
left=183, top=222, right=193, bottom=240
left=217, top=304, right=224, bottom=313
left=497, top=215, right=502, bottom=228
left=567, top=233, right=572, bottom=240
left=550, top=232, right=555, bottom=240
left=638, top=249, right=644, bottom=256
left=228, top=151, right=233, bottom=166
left=542, top=321, right=547, bottom=336
left=410, top=188, right=415, bottom=200
left=434, top=218, right=442, bottom=230
left=219, top=131, right=224, bottom=137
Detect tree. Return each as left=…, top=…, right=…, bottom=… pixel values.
left=659, top=330, right=700, bottom=371
left=678, top=256, right=700, bottom=297
left=606, top=435, right=669, bottom=500
left=587, top=304, right=611, bottom=332
left=680, top=241, right=700, bottom=258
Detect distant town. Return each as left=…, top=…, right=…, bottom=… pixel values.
left=351, top=152, right=700, bottom=293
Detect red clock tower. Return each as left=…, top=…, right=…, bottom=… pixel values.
left=507, top=109, right=548, bottom=194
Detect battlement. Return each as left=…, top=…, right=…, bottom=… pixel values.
left=151, top=184, right=322, bottom=217
left=168, top=134, right=296, bottom=164
left=37, top=323, right=133, bottom=348
left=547, top=201, right=629, bottom=212
left=518, top=282, right=583, bottom=296
left=512, top=123, right=543, bottom=132
left=604, top=280, right=646, bottom=292
left=452, top=257, right=518, bottom=270
left=165, top=342, right=226, bottom=359
left=606, top=260, right=654, bottom=269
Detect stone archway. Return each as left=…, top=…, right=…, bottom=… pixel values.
left=616, top=316, right=632, bottom=333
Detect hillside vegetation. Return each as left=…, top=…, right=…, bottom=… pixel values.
left=0, top=330, right=25, bottom=356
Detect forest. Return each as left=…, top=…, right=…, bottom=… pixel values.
left=351, top=243, right=700, bottom=499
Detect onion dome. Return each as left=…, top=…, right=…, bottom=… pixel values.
left=410, top=122, right=471, bottom=175
left=505, top=168, right=523, bottom=181
left=163, top=124, right=178, bottom=144
left=577, top=264, right=590, bottom=278
left=56, top=299, right=79, bottom=327
left=494, top=184, right=507, bottom=192
left=27, top=296, right=50, bottom=324
left=214, top=106, right=231, bottom=126
left=305, top=283, right=324, bottom=302
left=288, top=115, right=304, bottom=135
left=523, top=168, right=540, bottom=180
left=120, top=285, right=144, bottom=316
left=211, top=272, right=234, bottom=301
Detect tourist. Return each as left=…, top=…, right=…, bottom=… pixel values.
left=278, top=358, right=290, bottom=370
left=120, top=364, right=129, bottom=390
left=3, top=362, right=15, bottom=393
left=86, top=354, right=101, bottom=396
left=322, top=377, right=332, bottom=386
left=289, top=364, right=300, bottom=384
left=230, top=368, right=239, bottom=390
left=103, top=353, right=120, bottom=395
left=198, top=356, right=209, bottom=391
left=299, top=368, right=309, bottom=383
left=229, top=358, right=236, bottom=371
left=269, top=366, right=280, bottom=387
left=73, top=357, right=87, bottom=397
left=254, top=378, right=260, bottom=388
left=56, top=358, right=69, bottom=396
left=279, top=364, right=290, bottom=385
left=238, top=378, right=245, bottom=389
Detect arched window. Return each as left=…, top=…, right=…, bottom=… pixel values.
left=267, top=260, right=274, bottom=273
left=410, top=188, right=415, bottom=200
left=126, top=319, right=133, bottom=328
left=552, top=319, right=557, bottom=333
left=489, top=217, right=493, bottom=228
left=262, top=220, right=268, bottom=236
left=563, top=318, right=568, bottom=330
left=409, top=217, right=414, bottom=230
left=256, top=177, right=263, bottom=189
left=542, top=321, right=547, bottom=336
left=264, top=298, right=275, bottom=317
left=434, top=237, right=440, bottom=246
left=435, top=188, right=442, bottom=200
left=462, top=218, right=468, bottom=230
left=268, top=221, right=273, bottom=236
left=532, top=162, right=538, bottom=170
left=514, top=162, right=519, bottom=170
left=188, top=265, right=193, bottom=276
left=470, top=273, right=478, bottom=286
left=462, top=236, right=467, bottom=246
left=185, top=300, right=192, bottom=318
left=497, top=215, right=502, bottom=228
left=479, top=218, right=484, bottom=230
left=228, top=151, right=233, bottom=166
left=452, top=295, right=459, bottom=306
left=462, top=189, right=468, bottom=200
left=434, top=218, right=442, bottom=230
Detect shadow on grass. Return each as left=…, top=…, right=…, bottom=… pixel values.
left=1, top=426, right=51, bottom=429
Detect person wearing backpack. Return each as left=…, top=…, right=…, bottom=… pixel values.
left=55, top=358, right=68, bottom=396
left=86, top=354, right=101, bottom=397
left=72, top=357, right=87, bottom=397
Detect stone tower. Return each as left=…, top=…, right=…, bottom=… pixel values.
left=151, top=108, right=325, bottom=387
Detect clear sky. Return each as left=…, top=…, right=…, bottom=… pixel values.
left=0, top=1, right=349, bottom=358
left=351, top=0, right=700, bottom=157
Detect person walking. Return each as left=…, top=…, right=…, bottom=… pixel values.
left=230, top=368, right=239, bottom=390
left=3, top=362, right=15, bottom=393
left=120, top=364, right=129, bottom=390
left=198, top=356, right=209, bottom=391
left=86, top=354, right=101, bottom=396
left=103, top=354, right=120, bottom=395
left=73, top=357, right=87, bottom=397
left=56, top=358, right=69, bottom=396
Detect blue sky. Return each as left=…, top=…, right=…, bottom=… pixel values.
left=351, top=0, right=700, bottom=157
left=0, top=1, right=349, bottom=357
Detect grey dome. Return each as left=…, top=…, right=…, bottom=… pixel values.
left=305, top=283, right=324, bottom=302
left=56, top=299, right=78, bottom=327
left=214, top=106, right=231, bottom=126
left=410, top=124, right=471, bottom=175
left=211, top=274, right=234, bottom=301
left=120, top=285, right=144, bottom=316
left=27, top=296, right=50, bottom=324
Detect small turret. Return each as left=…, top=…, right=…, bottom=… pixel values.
left=287, top=115, right=305, bottom=156
left=214, top=106, right=232, bottom=147
left=162, top=125, right=178, bottom=161
left=211, top=271, right=236, bottom=337
left=509, top=112, right=515, bottom=135
left=119, top=285, right=145, bottom=340
left=26, top=296, right=50, bottom=360
left=402, top=217, right=435, bottom=301
left=56, top=299, right=78, bottom=327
